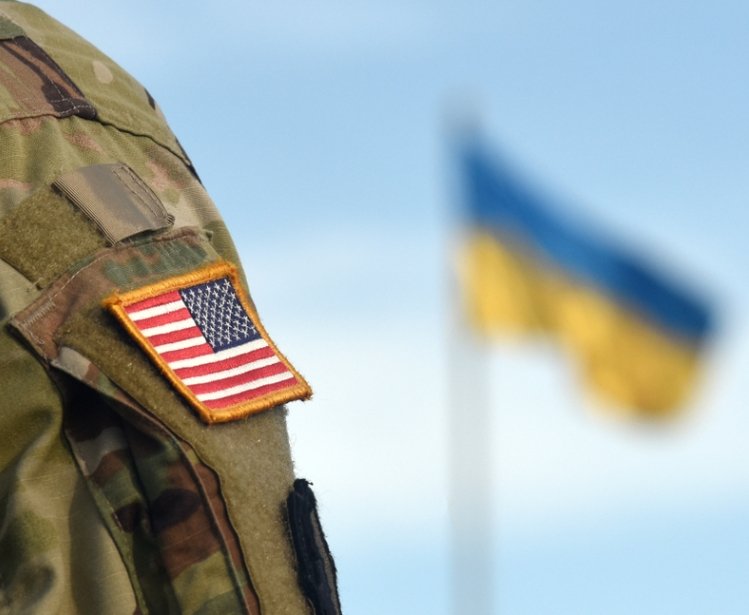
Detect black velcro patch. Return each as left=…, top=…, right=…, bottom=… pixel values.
left=286, top=480, right=342, bottom=615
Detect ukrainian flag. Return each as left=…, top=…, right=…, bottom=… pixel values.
left=458, top=140, right=713, bottom=418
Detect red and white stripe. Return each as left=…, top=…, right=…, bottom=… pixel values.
left=124, top=290, right=297, bottom=409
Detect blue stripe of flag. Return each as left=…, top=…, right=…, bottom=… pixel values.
left=462, top=142, right=713, bottom=342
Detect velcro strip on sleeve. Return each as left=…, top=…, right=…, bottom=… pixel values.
left=0, top=187, right=106, bottom=287
left=54, top=163, right=174, bottom=244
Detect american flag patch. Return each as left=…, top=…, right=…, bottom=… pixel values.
left=104, top=262, right=312, bottom=424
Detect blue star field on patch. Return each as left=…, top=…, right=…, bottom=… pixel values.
left=179, top=277, right=261, bottom=351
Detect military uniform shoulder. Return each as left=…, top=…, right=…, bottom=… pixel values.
left=0, top=5, right=340, bottom=613
left=0, top=1, right=185, bottom=160
left=0, top=1, right=205, bottom=222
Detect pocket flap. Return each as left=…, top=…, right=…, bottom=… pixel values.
left=9, top=230, right=312, bottom=613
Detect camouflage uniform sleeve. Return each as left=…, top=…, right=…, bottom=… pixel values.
left=0, top=273, right=139, bottom=614
left=0, top=3, right=340, bottom=614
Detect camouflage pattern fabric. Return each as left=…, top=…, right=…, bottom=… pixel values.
left=0, top=2, right=339, bottom=614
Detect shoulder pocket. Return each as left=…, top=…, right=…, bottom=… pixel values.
left=8, top=230, right=314, bottom=614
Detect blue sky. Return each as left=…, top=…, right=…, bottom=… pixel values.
left=33, top=2, right=749, bottom=613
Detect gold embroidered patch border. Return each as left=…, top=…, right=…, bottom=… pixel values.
left=103, top=262, right=312, bottom=424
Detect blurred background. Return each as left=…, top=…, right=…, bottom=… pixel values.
left=35, top=1, right=749, bottom=613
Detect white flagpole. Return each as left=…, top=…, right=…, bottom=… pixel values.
left=447, top=170, right=495, bottom=612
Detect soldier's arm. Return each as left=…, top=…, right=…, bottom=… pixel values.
left=0, top=3, right=340, bottom=613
